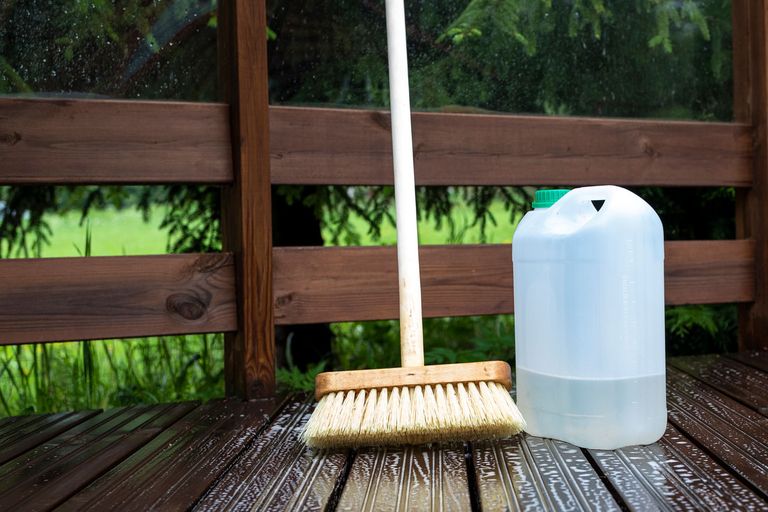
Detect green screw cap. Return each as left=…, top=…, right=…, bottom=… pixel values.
left=532, top=189, right=570, bottom=209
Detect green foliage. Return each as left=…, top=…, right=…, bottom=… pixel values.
left=0, top=0, right=218, bottom=99
left=445, top=0, right=715, bottom=58
left=161, top=186, right=221, bottom=252
left=277, top=361, right=327, bottom=393
left=331, top=315, right=516, bottom=371
left=646, top=0, right=711, bottom=53
left=665, top=304, right=737, bottom=355
left=0, top=334, right=225, bottom=416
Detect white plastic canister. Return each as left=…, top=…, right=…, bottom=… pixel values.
left=512, top=186, right=666, bottom=449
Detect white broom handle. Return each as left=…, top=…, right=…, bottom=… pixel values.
left=385, top=0, right=424, bottom=368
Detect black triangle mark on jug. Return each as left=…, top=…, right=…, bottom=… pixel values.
left=591, top=199, right=605, bottom=211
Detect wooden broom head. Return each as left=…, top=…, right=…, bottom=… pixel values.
left=314, top=361, right=513, bottom=400
left=304, top=361, right=524, bottom=448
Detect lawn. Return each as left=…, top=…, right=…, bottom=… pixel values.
left=40, top=199, right=519, bottom=258
left=41, top=208, right=170, bottom=257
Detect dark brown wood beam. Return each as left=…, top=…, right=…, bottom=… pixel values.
left=219, top=0, right=275, bottom=398
left=269, top=106, right=752, bottom=187
left=0, top=98, right=232, bottom=184
left=733, top=1, right=768, bottom=350
left=0, top=254, right=237, bottom=345
left=0, top=99, right=752, bottom=187
left=0, top=240, right=751, bottom=344
left=273, top=241, right=755, bottom=325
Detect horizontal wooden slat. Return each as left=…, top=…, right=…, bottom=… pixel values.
left=1, top=99, right=753, bottom=186
left=273, top=240, right=755, bottom=324
left=0, top=253, right=237, bottom=344
left=0, top=240, right=754, bottom=343
left=666, top=240, right=756, bottom=304
left=270, top=106, right=753, bottom=186
left=0, top=98, right=232, bottom=184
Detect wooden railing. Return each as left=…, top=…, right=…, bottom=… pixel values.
left=0, top=0, right=766, bottom=399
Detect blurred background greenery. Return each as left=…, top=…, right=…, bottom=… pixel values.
left=0, top=0, right=738, bottom=416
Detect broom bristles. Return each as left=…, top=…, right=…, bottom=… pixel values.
left=302, top=381, right=525, bottom=449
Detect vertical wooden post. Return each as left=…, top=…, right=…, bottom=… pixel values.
left=218, top=0, right=276, bottom=397
left=733, top=1, right=768, bottom=350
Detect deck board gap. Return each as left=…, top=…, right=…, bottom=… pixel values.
left=581, top=449, right=631, bottom=512
left=463, top=442, right=482, bottom=512
left=185, top=394, right=296, bottom=509
left=322, top=448, right=357, bottom=512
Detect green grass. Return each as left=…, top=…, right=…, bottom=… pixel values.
left=41, top=208, right=170, bottom=257
left=333, top=200, right=520, bottom=245
left=0, top=335, right=224, bottom=416
left=40, top=199, right=520, bottom=258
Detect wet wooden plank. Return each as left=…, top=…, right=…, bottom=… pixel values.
left=337, top=444, right=471, bottom=512
left=0, top=410, right=100, bottom=465
left=195, top=398, right=348, bottom=511
left=0, top=253, right=237, bottom=345
left=0, top=408, right=127, bottom=481
left=274, top=240, right=754, bottom=324
left=474, top=435, right=619, bottom=511
left=119, top=399, right=279, bottom=510
left=670, top=355, right=768, bottom=415
left=667, top=367, right=768, bottom=495
left=59, top=400, right=248, bottom=510
left=0, top=413, right=50, bottom=446
left=0, top=413, right=45, bottom=435
left=0, top=415, right=23, bottom=431
left=60, top=402, right=226, bottom=510
left=0, top=403, right=194, bottom=510
left=590, top=423, right=767, bottom=511
left=727, top=350, right=768, bottom=373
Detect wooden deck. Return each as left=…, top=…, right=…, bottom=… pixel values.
left=1, top=353, right=767, bottom=511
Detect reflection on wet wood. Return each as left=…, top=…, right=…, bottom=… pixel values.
left=126, top=400, right=276, bottom=510
left=0, top=408, right=130, bottom=486
left=1, top=403, right=195, bottom=510
left=337, top=444, right=471, bottom=512
left=0, top=356, right=766, bottom=511
left=671, top=355, right=768, bottom=414
left=195, top=399, right=348, bottom=511
left=58, top=401, right=239, bottom=510
left=474, top=435, right=619, bottom=511
left=667, top=367, right=768, bottom=495
left=591, top=423, right=767, bottom=511
left=0, top=409, right=100, bottom=465
left=727, top=350, right=768, bottom=373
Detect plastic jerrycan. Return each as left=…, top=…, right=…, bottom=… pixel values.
left=512, top=186, right=667, bottom=450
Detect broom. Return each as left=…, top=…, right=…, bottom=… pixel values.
left=302, top=0, right=525, bottom=449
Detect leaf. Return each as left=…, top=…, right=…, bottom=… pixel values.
left=648, top=34, right=665, bottom=48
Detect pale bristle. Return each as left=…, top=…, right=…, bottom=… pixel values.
left=302, top=382, right=526, bottom=449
